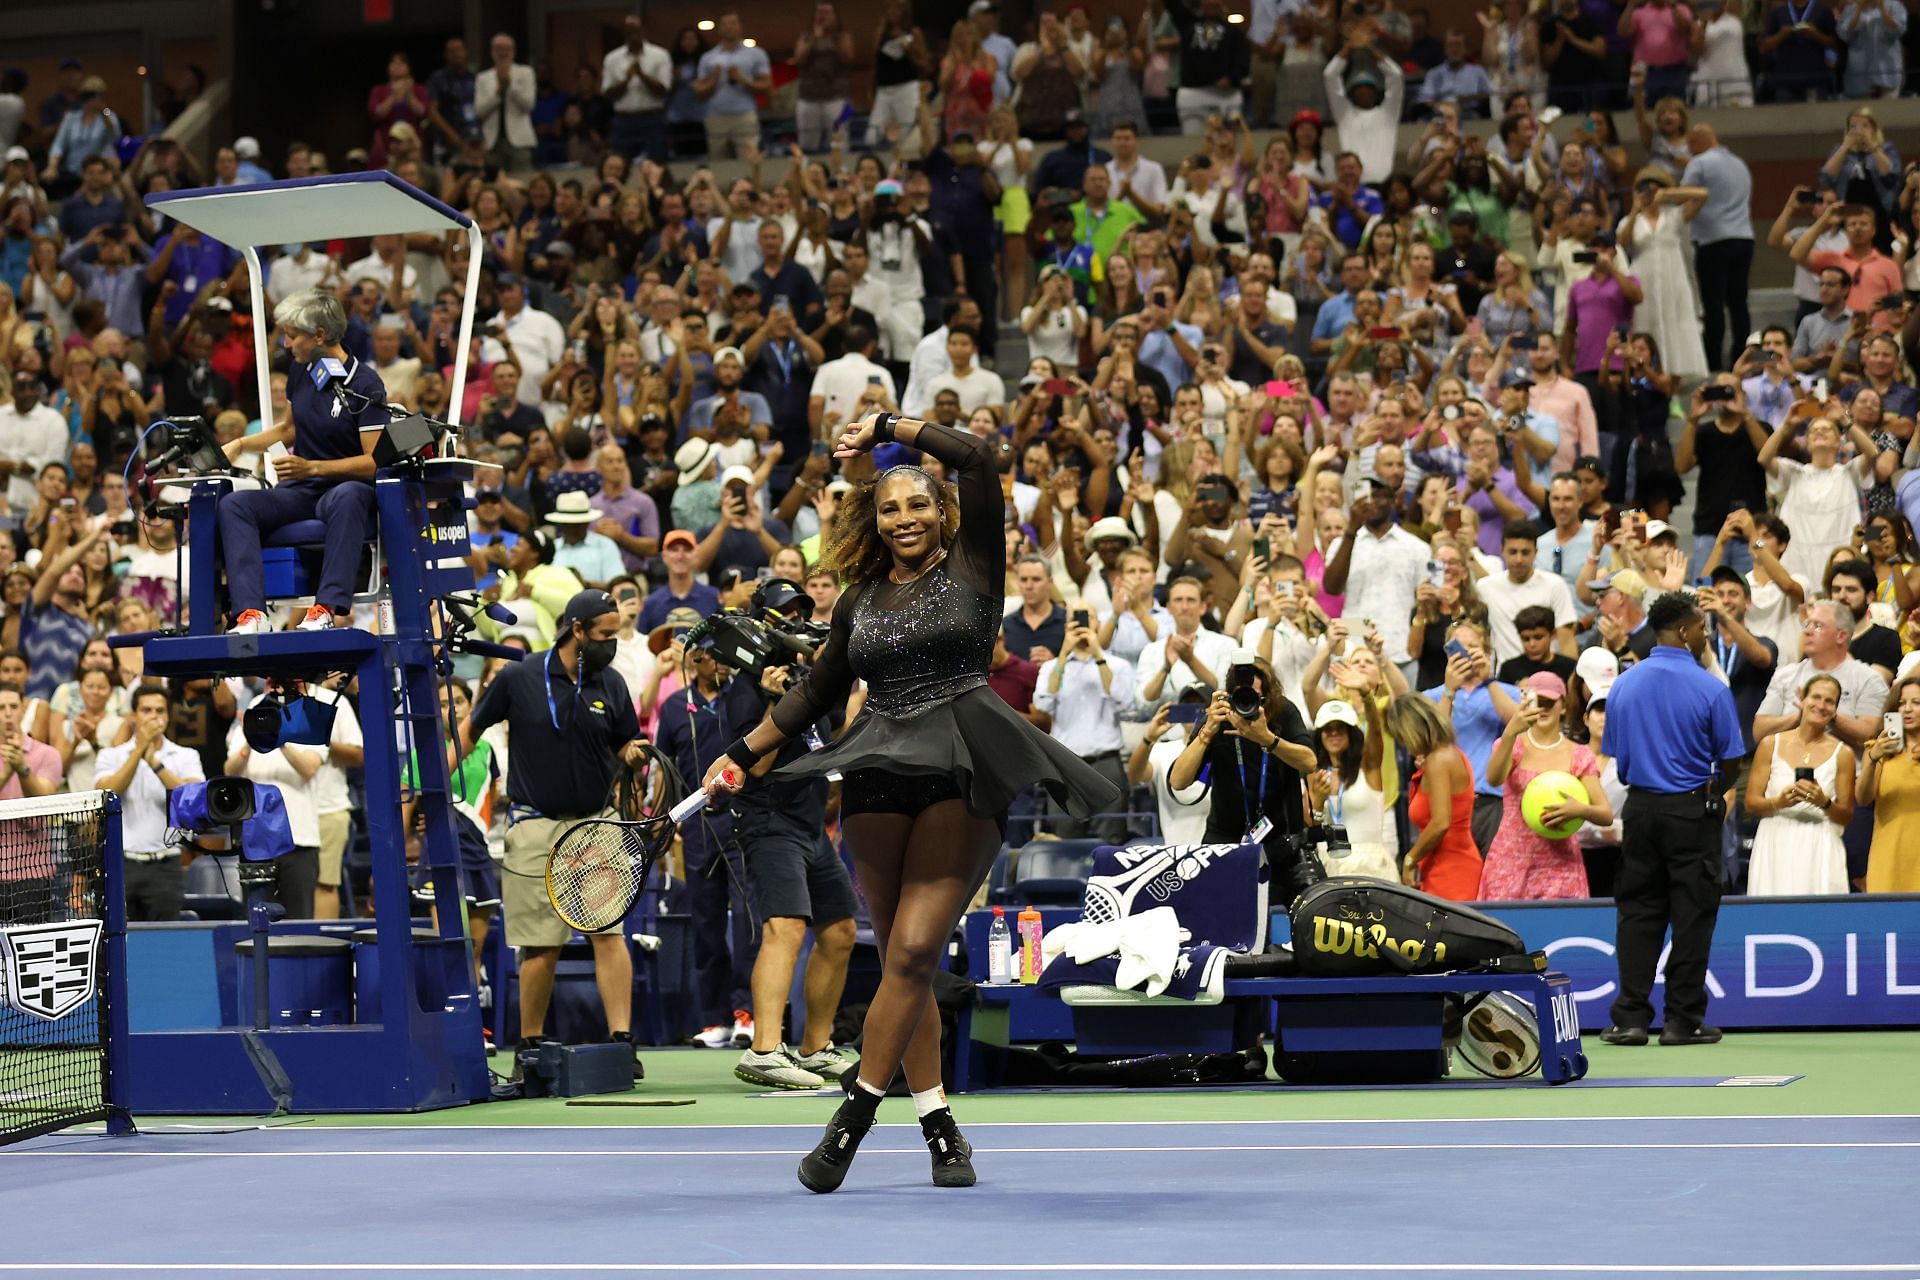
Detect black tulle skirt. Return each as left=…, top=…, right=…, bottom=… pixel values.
left=776, top=686, right=1123, bottom=822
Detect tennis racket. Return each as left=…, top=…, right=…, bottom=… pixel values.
left=545, top=777, right=731, bottom=933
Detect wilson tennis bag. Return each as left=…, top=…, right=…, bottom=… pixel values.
left=1289, top=877, right=1530, bottom=977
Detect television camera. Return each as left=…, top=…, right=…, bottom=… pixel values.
left=683, top=577, right=829, bottom=680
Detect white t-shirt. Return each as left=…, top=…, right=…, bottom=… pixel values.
left=310, top=695, right=364, bottom=817
left=925, top=365, right=1007, bottom=414
left=810, top=354, right=896, bottom=430
left=1147, top=734, right=1210, bottom=845
left=227, top=719, right=322, bottom=848
left=1022, top=303, right=1085, bottom=367
left=1479, top=569, right=1578, bottom=668
left=343, top=253, right=418, bottom=296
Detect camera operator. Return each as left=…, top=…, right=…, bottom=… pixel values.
left=463, top=589, right=648, bottom=1060
left=655, top=621, right=757, bottom=1050
left=718, top=580, right=858, bottom=1089
left=1167, top=652, right=1319, bottom=895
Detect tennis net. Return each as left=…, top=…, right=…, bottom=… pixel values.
left=0, top=790, right=122, bottom=1144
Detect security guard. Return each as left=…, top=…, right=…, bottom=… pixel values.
left=1600, top=592, right=1746, bottom=1047
left=466, top=589, right=647, bottom=1064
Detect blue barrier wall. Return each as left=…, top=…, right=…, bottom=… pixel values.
left=1272, top=895, right=1920, bottom=1031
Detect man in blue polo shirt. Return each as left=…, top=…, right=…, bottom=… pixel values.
left=1600, top=592, right=1745, bottom=1047
left=1422, top=617, right=1518, bottom=854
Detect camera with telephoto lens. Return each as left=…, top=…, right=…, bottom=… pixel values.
left=1226, top=651, right=1264, bottom=720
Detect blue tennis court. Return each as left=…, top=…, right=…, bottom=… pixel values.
left=4, top=1111, right=1917, bottom=1276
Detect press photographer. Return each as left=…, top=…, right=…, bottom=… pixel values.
left=714, top=578, right=858, bottom=1091
left=1166, top=652, right=1320, bottom=895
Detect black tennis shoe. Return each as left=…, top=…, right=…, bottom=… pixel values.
left=920, top=1108, right=976, bottom=1188
left=1659, top=1023, right=1723, bottom=1046
left=797, top=1098, right=875, bottom=1193
left=1600, top=1025, right=1649, bottom=1046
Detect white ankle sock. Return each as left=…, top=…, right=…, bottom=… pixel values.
left=911, top=1086, right=948, bottom=1119
left=855, top=1077, right=887, bottom=1099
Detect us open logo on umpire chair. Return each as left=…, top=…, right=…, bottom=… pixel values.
left=0, top=921, right=102, bottom=1021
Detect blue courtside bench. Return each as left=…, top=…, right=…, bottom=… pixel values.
left=953, top=909, right=1588, bottom=1091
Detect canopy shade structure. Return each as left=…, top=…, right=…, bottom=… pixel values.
left=145, top=171, right=482, bottom=433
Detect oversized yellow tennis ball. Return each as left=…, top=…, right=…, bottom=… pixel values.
left=1522, top=770, right=1586, bottom=839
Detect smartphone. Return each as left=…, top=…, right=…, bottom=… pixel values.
left=1369, top=326, right=1399, bottom=341
left=1796, top=189, right=1818, bottom=205
left=1793, top=766, right=1816, bottom=784
left=1254, top=535, right=1271, bottom=564
left=1426, top=558, right=1448, bottom=588
left=1266, top=379, right=1295, bottom=398
left=1886, top=712, right=1907, bottom=748
left=1571, top=250, right=1599, bottom=265
left=1521, top=688, right=1539, bottom=713
left=866, top=374, right=884, bottom=386
left=1168, top=703, right=1206, bottom=724
left=1601, top=508, right=1622, bottom=539
left=1044, top=378, right=1073, bottom=396
left=755, top=566, right=775, bottom=581
left=1700, top=384, right=1736, bottom=403
left=1444, top=638, right=1472, bottom=664
left=1443, top=505, right=1462, bottom=534
left=1071, top=608, right=1093, bottom=629
left=1276, top=581, right=1295, bottom=598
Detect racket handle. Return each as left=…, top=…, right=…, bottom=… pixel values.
left=671, top=774, right=732, bottom=824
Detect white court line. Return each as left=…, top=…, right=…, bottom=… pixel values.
left=87, top=1112, right=1916, bottom=1133
left=11, top=1140, right=1919, bottom=1157
left=1, top=1265, right=1917, bottom=1274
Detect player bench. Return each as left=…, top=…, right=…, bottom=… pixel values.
left=952, top=960, right=1588, bottom=1091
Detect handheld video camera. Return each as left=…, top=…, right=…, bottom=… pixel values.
left=683, top=577, right=828, bottom=680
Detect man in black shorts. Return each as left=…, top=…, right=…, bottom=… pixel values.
left=720, top=581, right=859, bottom=1090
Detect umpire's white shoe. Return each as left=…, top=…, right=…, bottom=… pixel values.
left=735, top=1045, right=826, bottom=1091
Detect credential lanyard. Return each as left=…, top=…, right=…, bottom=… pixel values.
left=1236, top=737, right=1270, bottom=843
left=544, top=648, right=580, bottom=734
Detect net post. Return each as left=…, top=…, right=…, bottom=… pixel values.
left=98, top=791, right=133, bottom=1137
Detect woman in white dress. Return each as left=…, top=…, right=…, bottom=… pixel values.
left=1617, top=167, right=1711, bottom=380
left=1688, top=0, right=1754, bottom=107
left=1745, top=673, right=1855, bottom=896
left=1758, top=415, right=1878, bottom=589
left=1307, top=696, right=1398, bottom=882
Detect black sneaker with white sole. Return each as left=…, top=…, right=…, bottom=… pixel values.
left=797, top=1096, right=877, bottom=1193
left=920, top=1107, right=976, bottom=1187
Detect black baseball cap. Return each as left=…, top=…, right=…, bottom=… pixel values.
left=559, top=588, right=618, bottom=632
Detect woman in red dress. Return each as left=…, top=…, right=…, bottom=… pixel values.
left=1385, top=693, right=1483, bottom=901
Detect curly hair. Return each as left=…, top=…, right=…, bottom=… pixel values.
left=820, top=466, right=962, bottom=585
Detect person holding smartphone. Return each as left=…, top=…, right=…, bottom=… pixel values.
left=1745, top=672, right=1855, bottom=895
left=1033, top=605, right=1136, bottom=843
left=1860, top=674, right=1920, bottom=892
left=1129, top=689, right=1212, bottom=845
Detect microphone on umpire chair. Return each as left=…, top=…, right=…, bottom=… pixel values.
left=309, top=357, right=365, bottom=415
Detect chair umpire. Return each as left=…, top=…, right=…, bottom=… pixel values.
left=1599, top=592, right=1746, bottom=1047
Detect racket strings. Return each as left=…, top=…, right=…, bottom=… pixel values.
left=546, top=819, right=670, bottom=933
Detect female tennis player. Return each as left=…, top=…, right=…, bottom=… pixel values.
left=703, top=410, right=1119, bottom=1193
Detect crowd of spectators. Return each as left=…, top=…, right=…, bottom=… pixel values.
left=4, top=5, right=1920, bottom=1050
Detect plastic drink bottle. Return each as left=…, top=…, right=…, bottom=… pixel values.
left=1017, top=903, right=1044, bottom=983
left=987, top=907, right=1013, bottom=984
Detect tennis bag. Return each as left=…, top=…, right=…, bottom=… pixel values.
left=1289, top=877, right=1529, bottom=977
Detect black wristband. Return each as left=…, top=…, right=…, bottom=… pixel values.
left=871, top=411, right=899, bottom=444
left=724, top=736, right=762, bottom=769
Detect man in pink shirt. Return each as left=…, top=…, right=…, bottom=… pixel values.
left=1525, top=332, right=1601, bottom=475
left=1619, top=0, right=1697, bottom=102
left=1792, top=202, right=1905, bottom=320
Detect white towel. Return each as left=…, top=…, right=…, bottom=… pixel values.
left=1041, top=907, right=1189, bottom=998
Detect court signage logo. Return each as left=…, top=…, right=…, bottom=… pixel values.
left=0, top=920, right=102, bottom=1021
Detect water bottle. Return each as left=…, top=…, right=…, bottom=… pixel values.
left=1017, top=903, right=1044, bottom=984
left=987, top=907, right=1013, bottom=985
